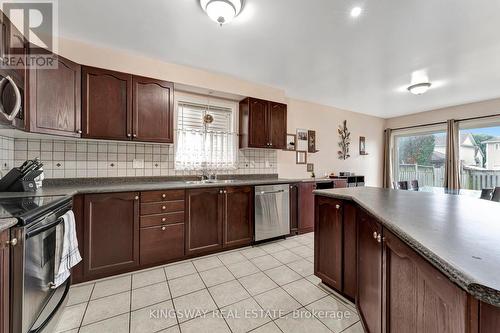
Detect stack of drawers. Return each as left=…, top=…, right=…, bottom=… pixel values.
left=139, top=189, right=185, bottom=265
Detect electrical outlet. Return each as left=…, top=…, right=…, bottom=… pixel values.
left=133, top=159, right=144, bottom=169
left=2, top=162, right=9, bottom=170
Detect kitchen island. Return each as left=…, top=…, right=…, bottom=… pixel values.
left=314, top=187, right=500, bottom=333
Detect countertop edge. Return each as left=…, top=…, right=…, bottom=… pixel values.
left=0, top=218, right=18, bottom=232
left=313, top=188, right=500, bottom=307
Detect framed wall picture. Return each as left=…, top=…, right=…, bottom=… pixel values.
left=307, top=163, right=314, bottom=172
left=286, top=134, right=297, bottom=151
left=359, top=136, right=368, bottom=155
left=308, top=130, right=316, bottom=153
left=296, top=151, right=307, bottom=164
left=296, top=129, right=308, bottom=151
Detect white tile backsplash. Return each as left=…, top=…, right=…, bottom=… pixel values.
left=1, top=137, right=277, bottom=179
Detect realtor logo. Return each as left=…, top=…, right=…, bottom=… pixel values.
left=1, top=0, right=58, bottom=69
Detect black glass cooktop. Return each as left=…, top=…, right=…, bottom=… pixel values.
left=0, top=195, right=69, bottom=223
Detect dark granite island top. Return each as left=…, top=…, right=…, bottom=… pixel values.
left=314, top=186, right=500, bottom=307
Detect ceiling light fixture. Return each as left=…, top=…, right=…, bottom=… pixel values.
left=350, top=6, right=363, bottom=18
left=200, top=0, right=242, bottom=26
left=407, top=82, right=432, bottom=95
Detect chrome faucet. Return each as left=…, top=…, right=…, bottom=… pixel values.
left=200, top=169, right=217, bottom=181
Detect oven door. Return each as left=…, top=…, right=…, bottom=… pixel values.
left=11, top=206, right=71, bottom=333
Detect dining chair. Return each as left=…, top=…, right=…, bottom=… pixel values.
left=480, top=188, right=494, bottom=200
left=410, top=180, right=419, bottom=191
left=491, top=187, right=500, bottom=202
left=394, top=181, right=409, bottom=190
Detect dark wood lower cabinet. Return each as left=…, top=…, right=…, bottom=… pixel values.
left=343, top=202, right=357, bottom=300
left=298, top=182, right=316, bottom=233
left=357, top=209, right=383, bottom=333
left=0, top=230, right=9, bottom=333
left=185, top=188, right=223, bottom=256
left=479, top=301, right=500, bottom=333
left=314, top=196, right=343, bottom=290
left=140, top=224, right=184, bottom=265
left=383, top=230, right=468, bottom=333
left=224, top=186, right=253, bottom=247
left=289, top=184, right=299, bottom=235
left=83, top=192, right=139, bottom=280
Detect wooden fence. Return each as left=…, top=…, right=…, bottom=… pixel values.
left=398, top=164, right=445, bottom=187
left=461, top=168, right=500, bottom=190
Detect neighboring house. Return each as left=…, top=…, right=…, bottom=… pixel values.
left=433, top=133, right=484, bottom=167
left=483, top=137, right=500, bottom=170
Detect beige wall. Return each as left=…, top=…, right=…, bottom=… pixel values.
left=57, top=37, right=385, bottom=185
left=277, top=99, right=384, bottom=186
left=385, top=98, right=500, bottom=129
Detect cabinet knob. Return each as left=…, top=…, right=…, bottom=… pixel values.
left=127, top=133, right=132, bottom=138
left=377, top=234, right=383, bottom=243
left=133, top=134, right=137, bottom=138
left=162, top=194, right=166, bottom=198
left=219, top=189, right=223, bottom=194
left=224, top=190, right=227, bottom=194
left=6, top=238, right=17, bottom=246
left=162, top=205, right=166, bottom=210
left=162, top=217, right=166, bottom=222
left=161, top=226, right=166, bottom=231
left=76, top=130, right=82, bottom=134
left=134, top=196, right=139, bottom=200
left=373, top=232, right=378, bottom=240
left=335, top=204, right=340, bottom=210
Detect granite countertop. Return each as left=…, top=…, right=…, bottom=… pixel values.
left=314, top=187, right=500, bottom=307
left=0, top=218, right=17, bottom=232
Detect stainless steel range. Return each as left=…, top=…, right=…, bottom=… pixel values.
left=0, top=195, right=72, bottom=333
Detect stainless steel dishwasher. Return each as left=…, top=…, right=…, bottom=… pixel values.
left=254, top=184, right=290, bottom=241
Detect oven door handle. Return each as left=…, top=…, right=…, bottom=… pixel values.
left=0, top=75, right=22, bottom=122
left=26, top=217, right=64, bottom=239
left=29, top=279, right=71, bottom=333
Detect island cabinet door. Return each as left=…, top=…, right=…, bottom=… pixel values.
left=314, top=196, right=343, bottom=291
left=185, top=188, right=224, bottom=256
left=83, top=192, right=139, bottom=280
left=0, top=230, right=9, bottom=333
left=382, top=230, right=468, bottom=333
left=223, top=186, right=254, bottom=248
left=357, top=209, right=383, bottom=333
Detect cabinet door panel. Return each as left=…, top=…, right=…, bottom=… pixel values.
left=289, top=184, right=299, bottom=235
left=140, top=224, right=184, bottom=265
left=343, top=203, right=357, bottom=300
left=224, top=186, right=253, bottom=247
left=314, top=196, right=343, bottom=290
left=132, top=76, right=173, bottom=143
left=28, top=55, right=81, bottom=137
left=383, top=230, right=468, bottom=333
left=84, top=192, right=139, bottom=279
left=248, top=98, right=269, bottom=148
left=0, top=230, right=9, bottom=333
left=298, top=182, right=315, bottom=233
left=185, top=188, right=223, bottom=256
left=82, top=66, right=132, bottom=140
left=357, top=209, right=382, bottom=333
left=268, top=102, right=287, bottom=149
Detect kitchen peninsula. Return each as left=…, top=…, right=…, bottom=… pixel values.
left=314, top=187, right=500, bottom=333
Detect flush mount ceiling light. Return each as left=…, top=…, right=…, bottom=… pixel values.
left=200, top=0, right=242, bottom=25
left=350, top=6, right=363, bottom=18
left=407, top=82, right=432, bottom=95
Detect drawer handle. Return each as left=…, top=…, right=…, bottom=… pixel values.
left=161, top=226, right=166, bottom=231
left=162, top=194, right=166, bottom=198
left=162, top=205, right=166, bottom=210
left=162, top=217, right=166, bottom=222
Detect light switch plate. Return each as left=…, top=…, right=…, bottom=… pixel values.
left=133, top=159, right=144, bottom=169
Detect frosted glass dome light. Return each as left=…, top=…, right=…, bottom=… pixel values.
left=200, top=0, right=242, bottom=25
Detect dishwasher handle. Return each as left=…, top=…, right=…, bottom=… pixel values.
left=257, top=189, right=285, bottom=195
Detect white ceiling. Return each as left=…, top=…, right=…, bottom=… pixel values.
left=57, top=0, right=500, bottom=118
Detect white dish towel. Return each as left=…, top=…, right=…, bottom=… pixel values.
left=52, top=210, right=82, bottom=288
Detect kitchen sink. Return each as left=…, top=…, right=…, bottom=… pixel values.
left=184, top=179, right=239, bottom=185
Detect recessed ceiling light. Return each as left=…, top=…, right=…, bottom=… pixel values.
left=200, top=0, right=242, bottom=25
left=350, top=6, right=363, bottom=18
left=407, top=82, right=432, bottom=95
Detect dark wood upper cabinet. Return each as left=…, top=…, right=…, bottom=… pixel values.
left=82, top=66, right=132, bottom=140
left=268, top=102, right=287, bottom=149
left=357, top=209, right=383, bottom=333
left=132, top=76, right=174, bottom=143
left=185, top=187, right=223, bottom=256
left=27, top=55, right=81, bottom=137
left=0, top=230, right=9, bottom=333
left=239, top=97, right=287, bottom=149
left=83, top=192, right=139, bottom=280
left=224, top=186, right=253, bottom=248
left=298, top=182, right=316, bottom=233
left=383, top=229, right=468, bottom=333
left=314, top=196, right=343, bottom=290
